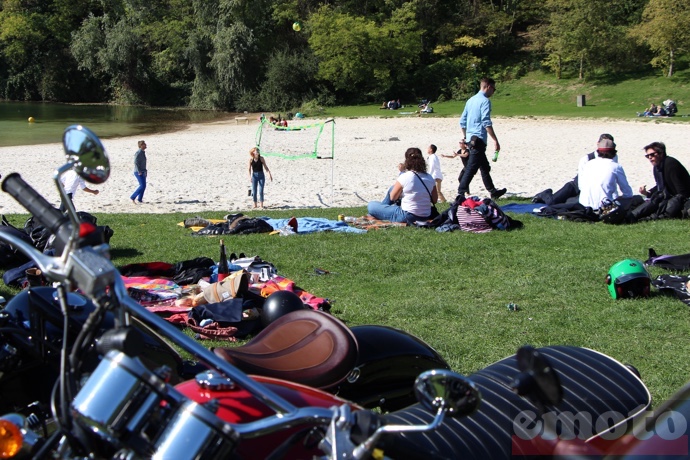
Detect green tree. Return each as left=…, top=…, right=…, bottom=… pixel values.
left=629, top=0, right=690, bottom=77
left=0, top=0, right=94, bottom=100
left=238, top=48, right=320, bottom=111
left=307, top=5, right=421, bottom=100
left=71, top=12, right=149, bottom=103
left=537, top=0, right=640, bottom=79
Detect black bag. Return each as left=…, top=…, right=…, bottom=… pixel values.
left=0, top=223, right=32, bottom=269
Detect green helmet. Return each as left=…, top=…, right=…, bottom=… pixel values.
left=606, top=259, right=651, bottom=299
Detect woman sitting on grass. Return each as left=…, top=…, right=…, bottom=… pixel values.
left=368, top=147, right=438, bottom=223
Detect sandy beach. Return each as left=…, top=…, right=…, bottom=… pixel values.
left=0, top=116, right=687, bottom=215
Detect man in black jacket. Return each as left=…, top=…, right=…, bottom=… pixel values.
left=628, top=141, right=690, bottom=222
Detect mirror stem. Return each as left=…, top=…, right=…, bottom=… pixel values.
left=54, top=162, right=80, bottom=261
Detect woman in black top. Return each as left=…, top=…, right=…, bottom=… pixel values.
left=247, top=147, right=273, bottom=209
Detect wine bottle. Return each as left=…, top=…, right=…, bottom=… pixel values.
left=218, top=239, right=229, bottom=281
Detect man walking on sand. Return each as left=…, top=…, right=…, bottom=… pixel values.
left=457, top=77, right=506, bottom=201
left=130, top=140, right=147, bottom=204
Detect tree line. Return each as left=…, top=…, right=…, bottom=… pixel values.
left=1, top=0, right=689, bottom=111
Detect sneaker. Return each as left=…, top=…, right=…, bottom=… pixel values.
left=491, top=188, right=507, bottom=200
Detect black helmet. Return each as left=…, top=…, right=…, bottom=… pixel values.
left=261, top=290, right=305, bottom=327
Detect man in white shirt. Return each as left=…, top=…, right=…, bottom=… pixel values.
left=60, top=169, right=99, bottom=212
left=578, top=139, right=632, bottom=210
left=532, top=133, right=617, bottom=205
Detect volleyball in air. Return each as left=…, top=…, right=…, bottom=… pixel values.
left=292, top=21, right=301, bottom=32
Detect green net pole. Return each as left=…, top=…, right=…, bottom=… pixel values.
left=330, top=119, right=335, bottom=204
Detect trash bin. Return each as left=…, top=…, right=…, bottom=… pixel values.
left=577, top=95, right=586, bottom=107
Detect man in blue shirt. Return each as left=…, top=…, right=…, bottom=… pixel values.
left=457, top=77, right=506, bottom=201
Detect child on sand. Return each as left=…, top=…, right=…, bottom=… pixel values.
left=426, top=144, right=446, bottom=203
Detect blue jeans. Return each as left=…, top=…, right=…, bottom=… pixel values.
left=130, top=172, right=146, bottom=202
left=367, top=187, right=429, bottom=223
left=252, top=171, right=266, bottom=203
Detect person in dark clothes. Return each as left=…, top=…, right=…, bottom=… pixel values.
left=628, top=141, right=690, bottom=222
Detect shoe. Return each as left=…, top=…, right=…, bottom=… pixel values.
left=531, top=189, right=550, bottom=204
left=491, top=188, right=507, bottom=200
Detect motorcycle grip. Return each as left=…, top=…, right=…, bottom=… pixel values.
left=2, top=173, right=68, bottom=235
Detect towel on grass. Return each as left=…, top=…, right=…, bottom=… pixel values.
left=265, top=217, right=366, bottom=234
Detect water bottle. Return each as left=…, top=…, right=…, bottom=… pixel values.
left=492, top=150, right=500, bottom=162
left=344, top=216, right=356, bottom=223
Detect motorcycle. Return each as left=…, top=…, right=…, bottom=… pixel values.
left=0, top=125, right=653, bottom=459
left=0, top=279, right=450, bottom=415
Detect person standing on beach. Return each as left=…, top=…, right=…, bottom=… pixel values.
left=457, top=77, right=506, bottom=201
left=426, top=144, right=446, bottom=202
left=130, top=140, right=147, bottom=204
left=59, top=169, right=99, bottom=212
left=248, top=147, right=273, bottom=209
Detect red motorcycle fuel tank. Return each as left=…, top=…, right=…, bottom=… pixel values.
left=176, top=374, right=360, bottom=458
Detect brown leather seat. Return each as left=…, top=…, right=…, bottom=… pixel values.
left=213, top=309, right=358, bottom=388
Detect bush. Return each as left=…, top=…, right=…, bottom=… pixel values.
left=254, top=49, right=320, bottom=112
left=295, top=98, right=327, bottom=117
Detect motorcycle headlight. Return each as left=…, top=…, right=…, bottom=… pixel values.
left=0, top=414, right=32, bottom=459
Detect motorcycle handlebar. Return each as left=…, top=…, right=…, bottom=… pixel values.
left=2, top=173, right=70, bottom=239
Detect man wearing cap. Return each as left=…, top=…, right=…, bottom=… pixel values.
left=578, top=138, right=633, bottom=209
left=457, top=77, right=507, bottom=201
left=627, top=141, right=690, bottom=221
left=533, top=133, right=617, bottom=205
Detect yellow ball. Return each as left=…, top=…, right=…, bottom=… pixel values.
left=292, top=22, right=301, bottom=32
left=28, top=116, right=35, bottom=123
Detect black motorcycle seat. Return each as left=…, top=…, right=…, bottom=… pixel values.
left=213, top=309, right=358, bottom=388
left=380, top=346, right=651, bottom=460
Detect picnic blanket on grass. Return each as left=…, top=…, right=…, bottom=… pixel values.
left=179, top=217, right=365, bottom=234
left=123, top=276, right=183, bottom=308
left=501, top=203, right=544, bottom=214
left=265, top=217, right=366, bottom=234
left=346, top=215, right=408, bottom=231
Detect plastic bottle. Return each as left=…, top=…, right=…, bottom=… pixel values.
left=344, top=216, right=356, bottom=223
left=492, top=150, right=500, bottom=162
left=218, top=239, right=229, bottom=281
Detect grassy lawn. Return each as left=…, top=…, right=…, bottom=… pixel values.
left=3, top=70, right=690, bottom=408
left=2, top=205, right=688, bottom=405
left=323, top=69, right=690, bottom=120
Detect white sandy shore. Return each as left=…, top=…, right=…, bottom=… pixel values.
left=0, top=116, right=687, bottom=215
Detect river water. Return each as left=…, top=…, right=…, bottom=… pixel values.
left=0, top=101, right=237, bottom=147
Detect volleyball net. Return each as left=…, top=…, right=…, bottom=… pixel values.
left=255, top=117, right=335, bottom=160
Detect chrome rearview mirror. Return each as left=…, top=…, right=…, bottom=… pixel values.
left=62, top=125, right=110, bottom=184
left=414, top=369, right=481, bottom=418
